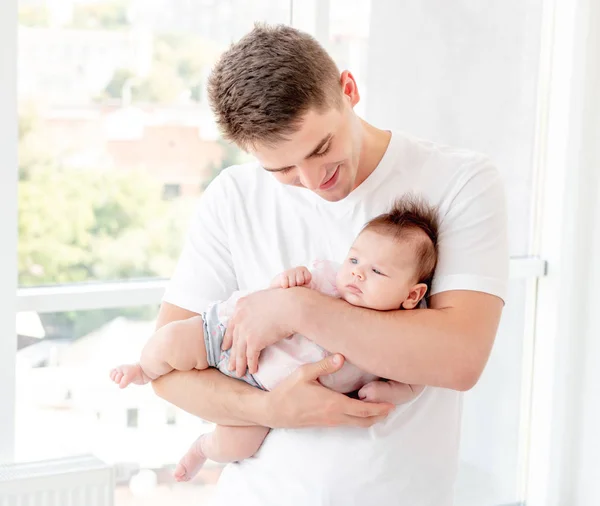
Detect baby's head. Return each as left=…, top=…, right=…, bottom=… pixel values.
left=336, top=197, right=439, bottom=311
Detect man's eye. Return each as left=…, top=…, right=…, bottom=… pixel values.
left=314, top=144, right=331, bottom=158
left=279, top=167, right=294, bottom=175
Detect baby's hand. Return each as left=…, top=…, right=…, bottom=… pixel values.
left=110, top=363, right=152, bottom=388
left=270, top=266, right=312, bottom=289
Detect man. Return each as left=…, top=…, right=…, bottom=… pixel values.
left=153, top=24, right=508, bottom=506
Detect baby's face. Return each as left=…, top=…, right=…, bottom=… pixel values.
left=336, top=229, right=421, bottom=311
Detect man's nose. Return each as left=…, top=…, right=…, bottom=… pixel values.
left=297, top=165, right=326, bottom=190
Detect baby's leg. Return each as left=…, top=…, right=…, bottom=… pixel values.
left=110, top=316, right=209, bottom=388
left=174, top=425, right=270, bottom=482
left=358, top=380, right=425, bottom=405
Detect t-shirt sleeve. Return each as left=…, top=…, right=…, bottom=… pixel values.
left=162, top=173, right=238, bottom=314
left=430, top=159, right=509, bottom=302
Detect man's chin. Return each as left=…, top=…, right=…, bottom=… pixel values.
left=314, top=186, right=351, bottom=202
left=317, top=193, right=346, bottom=202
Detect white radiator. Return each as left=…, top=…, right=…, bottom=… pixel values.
left=0, top=455, right=114, bottom=506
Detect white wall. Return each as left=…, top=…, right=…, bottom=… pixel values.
left=365, top=0, right=543, bottom=257
left=364, top=1, right=545, bottom=504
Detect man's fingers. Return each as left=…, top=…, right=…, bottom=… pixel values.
left=227, top=325, right=238, bottom=371
left=300, top=354, right=345, bottom=381
left=343, top=398, right=395, bottom=418
left=222, top=322, right=234, bottom=351
left=342, top=413, right=389, bottom=428
left=235, top=337, right=248, bottom=378
left=247, top=349, right=260, bottom=375
left=227, top=349, right=236, bottom=372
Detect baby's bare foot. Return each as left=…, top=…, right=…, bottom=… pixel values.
left=173, top=435, right=208, bottom=482
left=109, top=364, right=151, bottom=388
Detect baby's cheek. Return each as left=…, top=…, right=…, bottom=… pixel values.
left=335, top=270, right=348, bottom=290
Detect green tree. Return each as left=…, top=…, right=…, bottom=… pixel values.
left=203, top=138, right=249, bottom=190
left=19, top=5, right=50, bottom=27
left=18, top=107, right=194, bottom=338
left=71, top=0, right=130, bottom=30
left=99, top=33, right=220, bottom=104
left=133, top=63, right=185, bottom=103
left=102, top=68, right=136, bottom=100
left=18, top=165, right=190, bottom=285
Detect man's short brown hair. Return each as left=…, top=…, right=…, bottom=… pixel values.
left=363, top=196, right=440, bottom=292
left=207, top=24, right=342, bottom=150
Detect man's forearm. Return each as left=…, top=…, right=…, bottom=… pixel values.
left=152, top=368, right=270, bottom=426
left=288, top=288, right=502, bottom=391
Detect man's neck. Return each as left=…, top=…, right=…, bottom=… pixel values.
left=355, top=120, right=392, bottom=188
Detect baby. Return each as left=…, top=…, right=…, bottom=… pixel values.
left=110, top=196, right=439, bottom=481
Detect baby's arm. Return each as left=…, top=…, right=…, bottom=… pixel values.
left=110, top=316, right=208, bottom=388
left=358, top=380, right=425, bottom=405
left=270, top=266, right=312, bottom=289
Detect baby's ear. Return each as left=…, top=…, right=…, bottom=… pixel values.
left=402, top=283, right=428, bottom=310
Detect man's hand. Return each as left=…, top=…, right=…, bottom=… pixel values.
left=222, top=288, right=296, bottom=377
left=269, top=266, right=312, bottom=289
left=263, top=354, right=395, bottom=429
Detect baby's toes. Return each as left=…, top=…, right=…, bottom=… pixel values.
left=173, top=463, right=189, bottom=482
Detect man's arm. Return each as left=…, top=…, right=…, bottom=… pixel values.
left=226, top=287, right=503, bottom=392
left=225, top=162, right=507, bottom=390
left=151, top=302, right=394, bottom=428
left=288, top=288, right=503, bottom=391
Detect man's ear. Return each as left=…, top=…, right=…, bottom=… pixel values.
left=340, top=70, right=360, bottom=107
left=401, top=283, right=428, bottom=309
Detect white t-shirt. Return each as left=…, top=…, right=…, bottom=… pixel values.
left=163, top=131, right=509, bottom=506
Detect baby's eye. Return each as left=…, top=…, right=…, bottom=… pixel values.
left=349, top=258, right=358, bottom=264
left=372, top=268, right=384, bottom=275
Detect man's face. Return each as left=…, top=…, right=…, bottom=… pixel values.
left=249, top=104, right=363, bottom=202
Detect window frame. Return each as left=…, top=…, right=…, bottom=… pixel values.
left=0, top=0, right=17, bottom=465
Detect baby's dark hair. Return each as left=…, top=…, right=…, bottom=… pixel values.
left=363, top=196, right=440, bottom=292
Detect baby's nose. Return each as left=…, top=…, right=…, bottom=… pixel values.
left=352, top=268, right=365, bottom=280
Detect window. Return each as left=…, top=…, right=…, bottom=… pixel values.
left=16, top=0, right=273, bottom=287
left=14, top=306, right=223, bottom=502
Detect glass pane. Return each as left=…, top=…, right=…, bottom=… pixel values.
left=17, top=0, right=290, bottom=287
left=15, top=305, right=222, bottom=505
